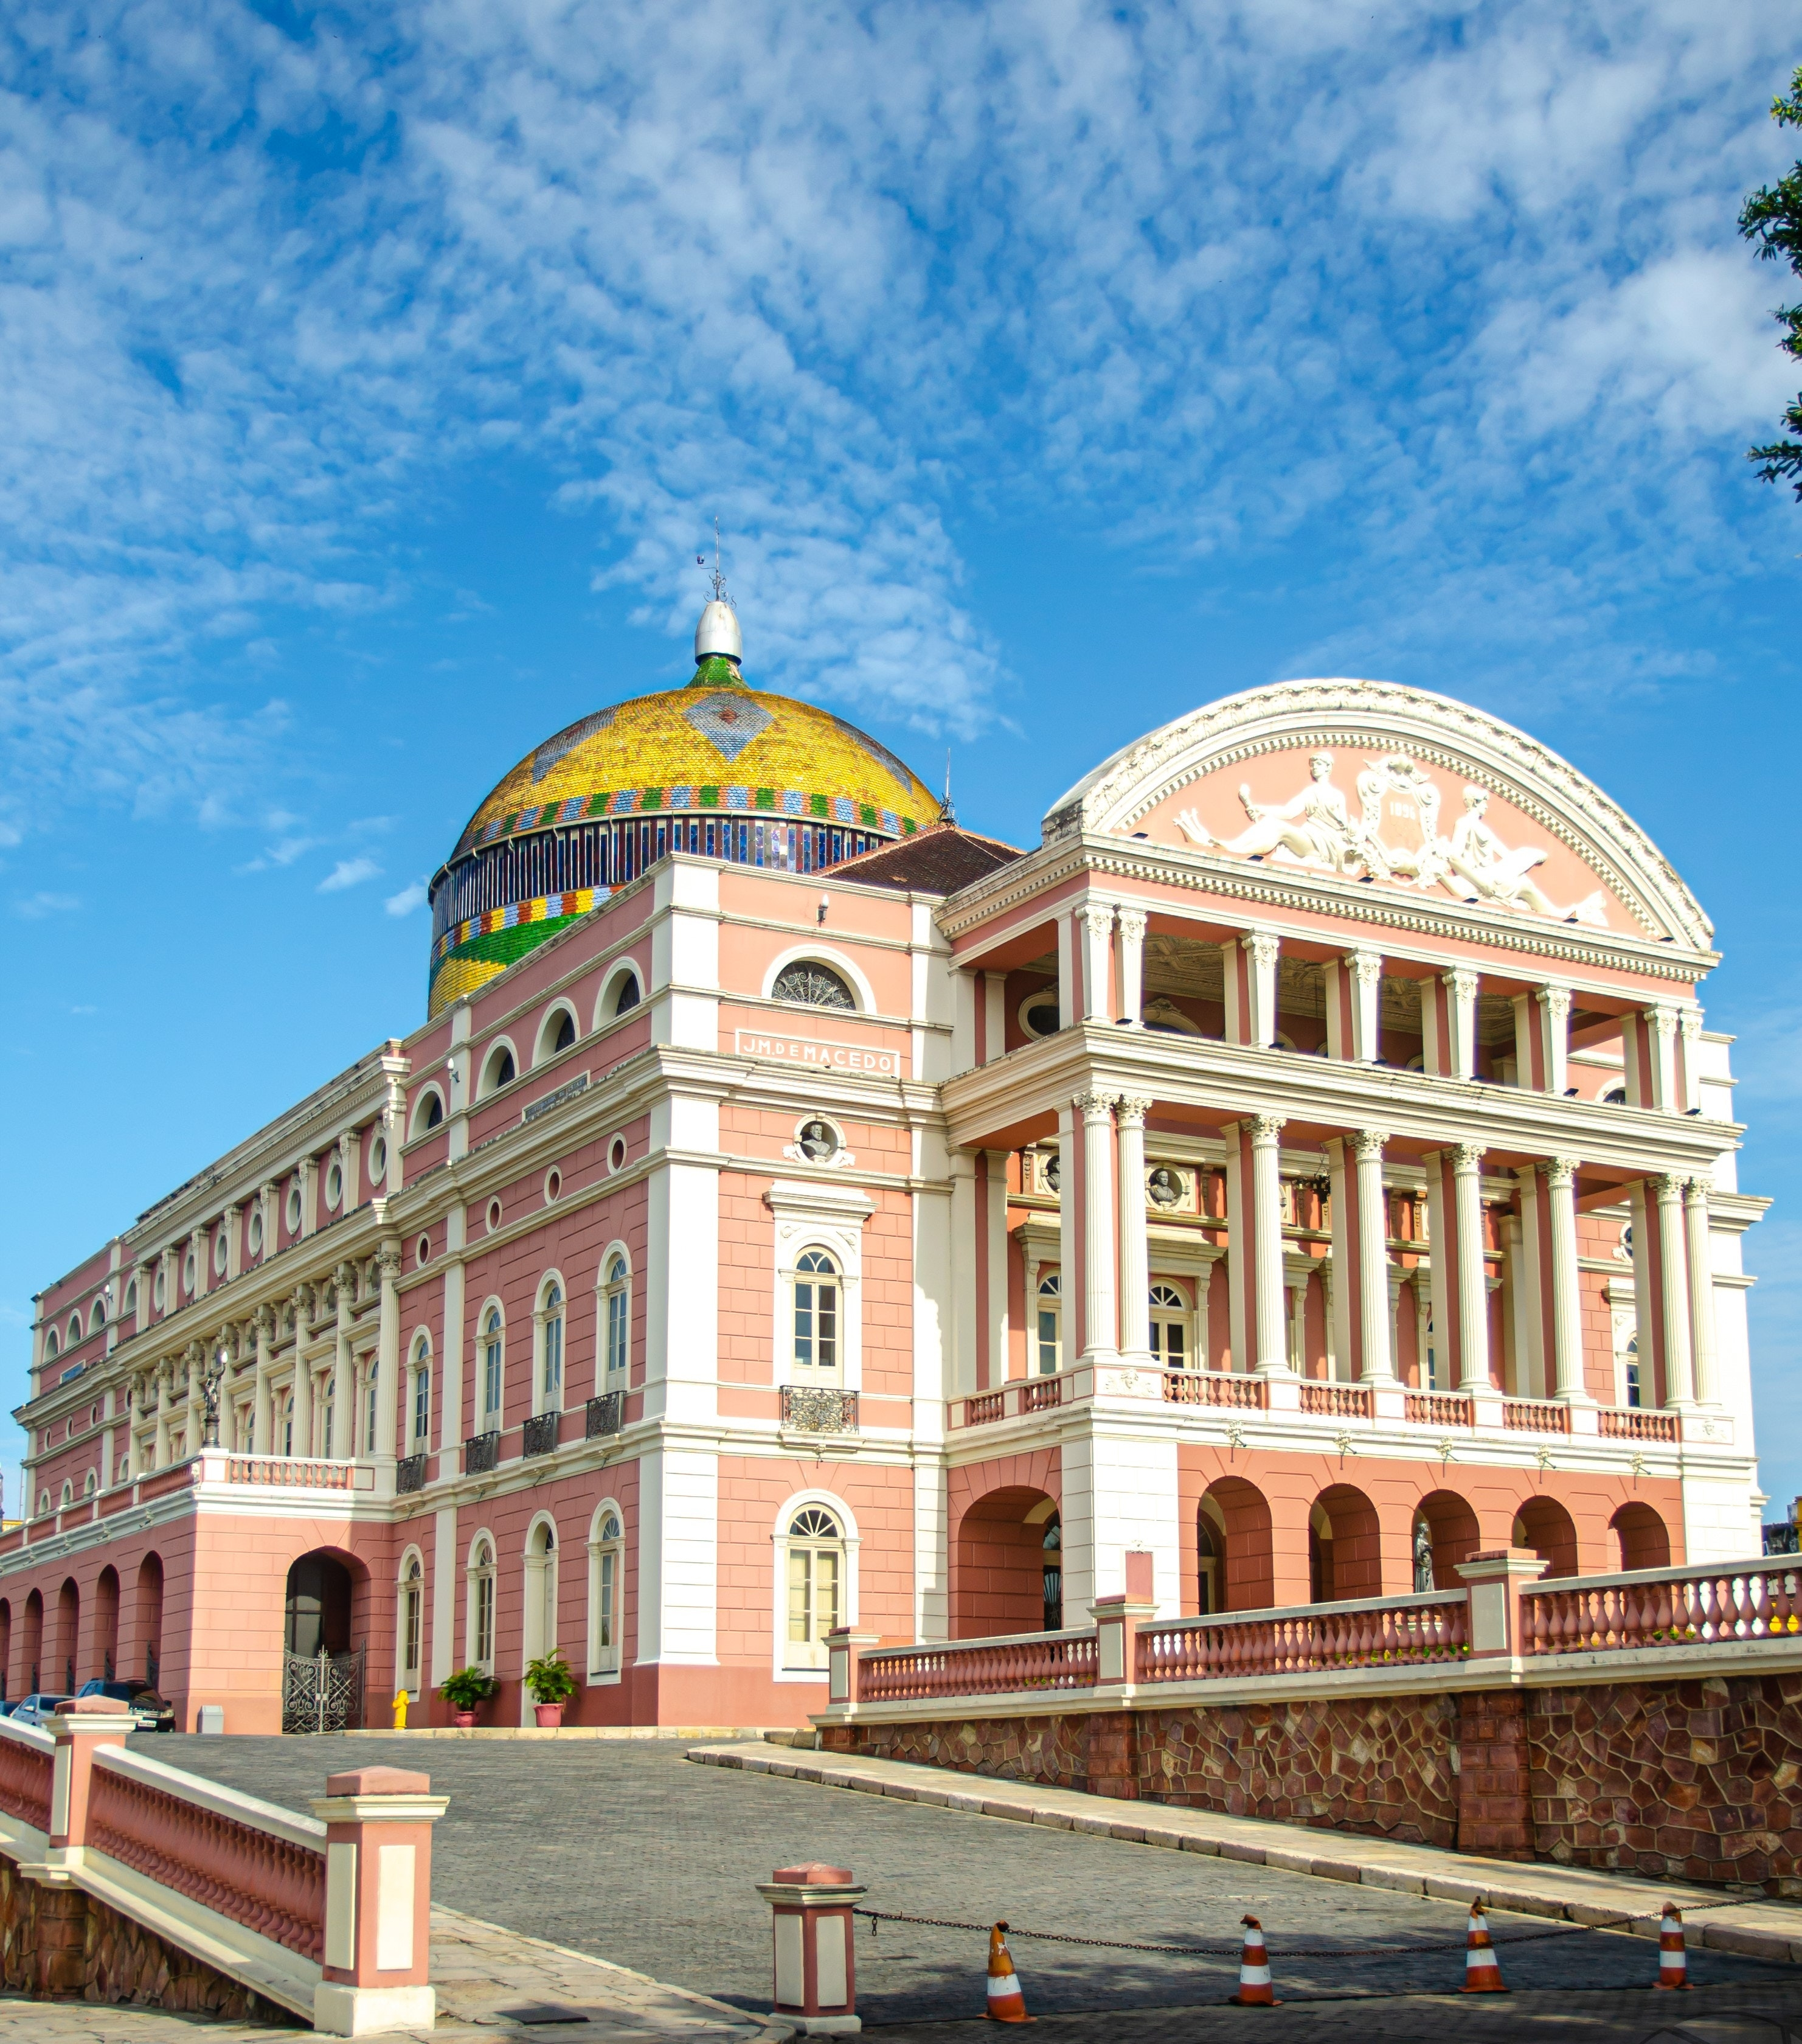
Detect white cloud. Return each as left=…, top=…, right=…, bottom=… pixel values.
left=385, top=881, right=428, bottom=916
left=318, top=857, right=380, bottom=893
left=13, top=891, right=80, bottom=919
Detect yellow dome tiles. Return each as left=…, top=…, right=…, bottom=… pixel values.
left=452, top=658, right=939, bottom=860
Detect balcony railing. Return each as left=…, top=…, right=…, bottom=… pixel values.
left=1404, top=1390, right=1473, bottom=1427
left=1521, top=1560, right=1802, bottom=1653
left=859, top=1629, right=1099, bottom=1702
left=220, top=1455, right=372, bottom=1492
left=1138, top=1590, right=1468, bottom=1683
left=1163, top=1369, right=1267, bottom=1409
left=1597, top=1406, right=1679, bottom=1442
left=780, top=1386, right=860, bottom=1434
left=395, top=1451, right=428, bottom=1495
left=586, top=1391, right=624, bottom=1439
left=1298, top=1381, right=1372, bottom=1419
left=1503, top=1399, right=1570, bottom=1434
left=464, top=1430, right=500, bottom=1475
left=523, top=1411, right=561, bottom=1457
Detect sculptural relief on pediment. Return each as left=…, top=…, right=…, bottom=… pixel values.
left=1156, top=745, right=1611, bottom=928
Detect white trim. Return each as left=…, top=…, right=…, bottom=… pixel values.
left=760, top=944, right=877, bottom=1016
left=594, top=961, right=644, bottom=1029
left=766, top=1186, right=872, bottom=1394
left=476, top=1037, right=521, bottom=1100
left=533, top=1000, right=582, bottom=1068
left=409, top=1083, right=448, bottom=1140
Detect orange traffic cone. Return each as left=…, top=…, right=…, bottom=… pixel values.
left=1460, top=1900, right=1508, bottom=1994
left=1656, top=1904, right=1689, bottom=1990
left=1230, top=1914, right=1279, bottom=2006
left=986, top=1922, right=1033, bottom=2023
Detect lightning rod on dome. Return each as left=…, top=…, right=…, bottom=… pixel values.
left=939, top=749, right=957, bottom=826
left=693, top=516, right=743, bottom=669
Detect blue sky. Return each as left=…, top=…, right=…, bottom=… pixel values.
left=4, top=2, right=1801, bottom=1520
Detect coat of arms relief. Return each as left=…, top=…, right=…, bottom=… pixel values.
left=1173, top=751, right=1609, bottom=928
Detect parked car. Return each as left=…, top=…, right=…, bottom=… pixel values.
left=10, top=1694, right=72, bottom=1727
left=75, top=1678, right=176, bottom=1733
left=0, top=1699, right=20, bottom=1717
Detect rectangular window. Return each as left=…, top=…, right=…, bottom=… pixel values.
left=482, top=1339, right=501, bottom=1423
left=475, top=1576, right=494, bottom=1667
left=413, top=1368, right=431, bottom=1445
left=543, top=1316, right=563, bottom=1399
left=606, top=1290, right=628, bottom=1377
left=1036, top=1307, right=1059, bottom=1375
left=1624, top=1357, right=1642, bottom=1408
left=598, top=1551, right=615, bottom=1652
left=786, top=1547, right=839, bottom=1656
left=403, top=1588, right=421, bottom=1680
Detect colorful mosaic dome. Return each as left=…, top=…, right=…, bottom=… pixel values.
left=426, top=603, right=940, bottom=1015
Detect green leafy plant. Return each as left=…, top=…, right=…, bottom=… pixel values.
left=440, top=1666, right=497, bottom=1711
left=524, top=1651, right=578, bottom=1707
left=1739, top=66, right=1802, bottom=495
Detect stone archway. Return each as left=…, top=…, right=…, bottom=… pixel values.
left=1199, top=1476, right=1274, bottom=1611
left=951, top=1487, right=1059, bottom=1638
left=1415, top=1489, right=1481, bottom=1590
left=1311, top=1484, right=1381, bottom=1603
left=1514, top=1496, right=1579, bottom=1580
left=1610, top=1501, right=1671, bottom=1572
left=282, top=1548, right=369, bottom=1733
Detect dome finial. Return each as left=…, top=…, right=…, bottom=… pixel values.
left=695, top=515, right=742, bottom=667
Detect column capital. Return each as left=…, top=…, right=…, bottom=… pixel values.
left=1679, top=1006, right=1703, bottom=1044
left=1650, top=1171, right=1688, bottom=1205
left=333, top=1260, right=358, bottom=1301
left=1449, top=1141, right=1486, bottom=1173
left=1443, top=965, right=1480, bottom=998
left=376, top=1241, right=404, bottom=1282
left=1683, top=1176, right=1712, bottom=1210
left=1080, top=900, right=1117, bottom=939
left=1348, top=948, right=1384, bottom=986
left=1646, top=1004, right=1680, bottom=1041
left=1075, top=1090, right=1119, bottom=1124
left=1247, top=1112, right=1286, bottom=1145
left=252, top=1301, right=275, bottom=1338
left=1534, top=982, right=1573, bottom=1019
left=1351, top=1128, right=1388, bottom=1161
left=1115, top=1094, right=1151, bottom=1128
left=1115, top=906, right=1147, bottom=942
left=1242, top=930, right=1281, bottom=968
left=1540, top=1156, right=1579, bottom=1191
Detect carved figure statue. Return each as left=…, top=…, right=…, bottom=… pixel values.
left=1446, top=787, right=1607, bottom=926
left=1412, top=1514, right=1434, bottom=1593
left=1178, top=754, right=1367, bottom=873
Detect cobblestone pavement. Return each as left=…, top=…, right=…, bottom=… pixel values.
left=140, top=1733, right=1802, bottom=2033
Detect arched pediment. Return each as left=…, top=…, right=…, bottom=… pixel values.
left=1042, top=679, right=1710, bottom=948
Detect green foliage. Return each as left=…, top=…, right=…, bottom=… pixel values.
left=440, top=1666, right=497, bottom=1711
left=1739, top=66, right=1802, bottom=496
left=524, top=1650, right=578, bottom=1706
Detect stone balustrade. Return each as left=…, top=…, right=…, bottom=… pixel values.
left=1521, top=1558, right=1802, bottom=1653
left=0, top=1717, right=54, bottom=1832
left=1137, top=1590, right=1468, bottom=1683
left=857, top=1629, right=1099, bottom=1702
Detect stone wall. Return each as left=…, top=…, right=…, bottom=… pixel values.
left=0, top=1853, right=282, bottom=2016
left=829, top=1667, right=1802, bottom=1894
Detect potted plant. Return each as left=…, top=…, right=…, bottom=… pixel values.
left=525, top=1650, right=577, bottom=1728
left=440, top=1666, right=496, bottom=1728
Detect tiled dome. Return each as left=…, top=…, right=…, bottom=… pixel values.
left=426, top=630, right=938, bottom=1015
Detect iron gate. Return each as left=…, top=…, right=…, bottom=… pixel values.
left=282, top=1643, right=366, bottom=1734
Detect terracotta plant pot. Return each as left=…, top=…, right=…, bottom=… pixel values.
left=534, top=1702, right=564, bottom=1728
left=451, top=1709, right=476, bottom=1729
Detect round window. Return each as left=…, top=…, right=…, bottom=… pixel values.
left=325, top=1162, right=344, bottom=1210
left=487, top=1197, right=503, bottom=1235
left=153, top=1269, right=167, bottom=1309
left=545, top=1168, right=563, bottom=1203
left=609, top=1135, right=628, bottom=1173
left=214, top=1228, right=229, bottom=1274
left=1019, top=990, right=1061, bottom=1040
left=416, top=1233, right=431, bottom=1268
left=797, top=1119, right=839, bottom=1162
left=370, top=1133, right=387, bottom=1182
left=182, top=1252, right=196, bottom=1294
left=286, top=1184, right=302, bottom=1232
left=248, top=1211, right=264, bottom=1254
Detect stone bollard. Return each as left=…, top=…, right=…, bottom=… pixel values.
left=310, top=1765, right=448, bottom=2037
left=755, top=1861, right=867, bottom=2034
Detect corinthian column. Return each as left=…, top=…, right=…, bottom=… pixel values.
left=1450, top=1144, right=1490, bottom=1389
left=1080, top=905, right=1115, bottom=1023
left=1114, top=909, right=1146, bottom=1028
left=375, top=1242, right=402, bottom=1458
left=1115, top=1097, right=1152, bottom=1363
left=1653, top=1173, right=1694, bottom=1407
left=252, top=1304, right=274, bottom=1456
left=1542, top=1158, right=1589, bottom=1403
left=1250, top=1114, right=1289, bottom=1373
left=290, top=1285, right=314, bottom=1456
left=1079, top=1093, right=1120, bottom=1357
left=332, top=1264, right=358, bottom=1459
left=1354, top=1130, right=1395, bottom=1382
left=1683, top=1178, right=1719, bottom=1404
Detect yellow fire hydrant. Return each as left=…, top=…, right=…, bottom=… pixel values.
left=392, top=1689, right=409, bottom=1730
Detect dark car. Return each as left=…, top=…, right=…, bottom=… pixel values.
left=75, top=1678, right=176, bottom=1733
left=10, top=1694, right=73, bottom=1728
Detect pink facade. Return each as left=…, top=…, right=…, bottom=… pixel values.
left=5, top=664, right=1771, bottom=1733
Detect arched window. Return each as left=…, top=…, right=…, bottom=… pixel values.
left=537, top=1279, right=564, bottom=1411
left=1035, top=1273, right=1061, bottom=1376
left=398, top=1553, right=423, bottom=1696
left=612, top=973, right=640, bottom=1015
left=480, top=1307, right=504, bottom=1430
left=83, top=1470, right=97, bottom=1498
left=365, top=1359, right=380, bottom=1456
left=1603, top=1085, right=1628, bottom=1105
left=783, top=1505, right=844, bottom=1670
left=538, top=1006, right=578, bottom=1062
left=598, top=965, right=642, bottom=1024
left=60, top=1480, right=73, bottom=1508
left=1149, top=1283, right=1188, bottom=1369
left=588, top=1507, right=623, bottom=1678
left=282, top=1391, right=294, bottom=1458
left=1196, top=1511, right=1221, bottom=1616
left=1042, top=1515, right=1063, bottom=1630
left=411, top=1338, right=432, bottom=1449
left=69, top=1313, right=83, bottom=1347
left=773, top=961, right=854, bottom=1010
left=38, top=1491, right=50, bottom=1518
left=480, top=1045, right=517, bottom=1097
left=413, top=1089, right=445, bottom=1137
left=603, top=1256, right=630, bottom=1383
left=43, top=1330, right=58, bottom=1361
left=792, top=1251, right=840, bottom=1377
left=124, top=1278, right=138, bottom=1318
left=1622, top=1334, right=1642, bottom=1410
left=524, top=1520, right=558, bottom=1671
left=90, top=1299, right=106, bottom=1333
left=468, top=1538, right=497, bottom=1672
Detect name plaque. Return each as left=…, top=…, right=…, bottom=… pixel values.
left=734, top=1029, right=903, bottom=1079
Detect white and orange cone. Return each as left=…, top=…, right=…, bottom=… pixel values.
left=1657, top=1904, right=1690, bottom=1990
left=986, top=1922, right=1033, bottom=2023
left=1230, top=1914, right=1279, bottom=2006
left=1460, top=1901, right=1508, bottom=1994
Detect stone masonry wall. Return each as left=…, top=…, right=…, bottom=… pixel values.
left=0, top=1853, right=282, bottom=2017
left=832, top=1666, right=1802, bottom=1893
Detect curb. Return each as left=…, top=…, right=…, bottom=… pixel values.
left=686, top=1743, right=1802, bottom=1968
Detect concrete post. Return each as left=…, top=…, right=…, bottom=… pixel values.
left=825, top=1629, right=882, bottom=1710
left=757, top=1863, right=867, bottom=2034
left=311, top=1765, right=448, bottom=2037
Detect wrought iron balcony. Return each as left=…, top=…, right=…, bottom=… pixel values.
left=523, top=1410, right=561, bottom=1458
left=464, top=1430, right=500, bottom=1475
left=780, top=1386, right=859, bottom=1434
left=395, top=1452, right=428, bottom=1495
left=586, top=1391, right=624, bottom=1439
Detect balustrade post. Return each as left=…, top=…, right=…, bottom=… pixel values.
left=1455, top=1548, right=1548, bottom=1660
left=37, top=1697, right=139, bottom=1874
left=311, top=1765, right=448, bottom=2037
left=1093, top=1551, right=1156, bottom=1692
left=757, top=1862, right=867, bottom=2034
left=826, top=1629, right=882, bottom=1709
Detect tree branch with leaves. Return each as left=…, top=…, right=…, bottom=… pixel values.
left=1740, top=67, right=1802, bottom=496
